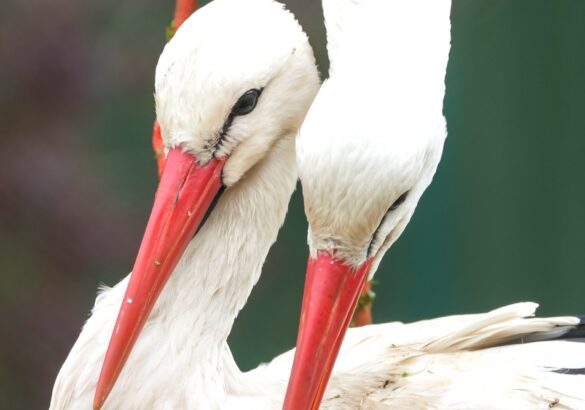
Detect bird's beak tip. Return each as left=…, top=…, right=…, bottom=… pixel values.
left=93, top=399, right=103, bottom=410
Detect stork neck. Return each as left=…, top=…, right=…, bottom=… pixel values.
left=152, top=133, right=297, bottom=371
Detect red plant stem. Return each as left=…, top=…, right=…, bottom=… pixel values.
left=174, top=0, right=198, bottom=29
left=152, top=122, right=165, bottom=178
left=151, top=0, right=198, bottom=178
left=352, top=281, right=373, bottom=327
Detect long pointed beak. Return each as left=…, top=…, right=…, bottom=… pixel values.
left=283, top=253, right=373, bottom=410
left=93, top=148, right=226, bottom=410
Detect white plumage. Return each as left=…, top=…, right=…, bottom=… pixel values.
left=53, top=277, right=585, bottom=409
left=271, top=303, right=584, bottom=409
left=50, top=1, right=585, bottom=409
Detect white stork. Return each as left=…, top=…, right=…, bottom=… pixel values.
left=50, top=1, right=585, bottom=409
left=283, top=0, right=585, bottom=409
left=51, top=0, right=320, bottom=407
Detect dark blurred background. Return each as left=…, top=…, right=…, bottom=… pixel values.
left=0, top=0, right=584, bottom=408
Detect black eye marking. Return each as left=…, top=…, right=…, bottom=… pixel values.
left=366, top=191, right=410, bottom=256
left=389, top=191, right=409, bottom=211
left=216, top=88, right=263, bottom=146
left=232, top=89, right=262, bottom=116
left=194, top=185, right=226, bottom=237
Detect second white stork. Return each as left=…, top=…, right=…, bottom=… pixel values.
left=283, top=0, right=585, bottom=409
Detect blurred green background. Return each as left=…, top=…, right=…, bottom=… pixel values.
left=0, top=0, right=584, bottom=408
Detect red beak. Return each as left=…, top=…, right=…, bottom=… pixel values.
left=93, top=148, right=226, bottom=410
left=283, top=253, right=372, bottom=410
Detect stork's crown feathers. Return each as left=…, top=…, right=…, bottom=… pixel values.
left=298, top=0, right=452, bottom=269
left=155, top=0, right=319, bottom=186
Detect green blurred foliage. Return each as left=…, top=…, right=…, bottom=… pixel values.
left=0, top=1, right=583, bottom=408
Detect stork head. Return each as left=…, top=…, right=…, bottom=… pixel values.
left=283, top=78, right=447, bottom=409
left=156, top=0, right=319, bottom=186
left=299, top=80, right=446, bottom=274
left=94, top=1, right=319, bottom=408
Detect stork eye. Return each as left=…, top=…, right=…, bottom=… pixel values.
left=232, top=89, right=261, bottom=116
left=389, top=191, right=408, bottom=211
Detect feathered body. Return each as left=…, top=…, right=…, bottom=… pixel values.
left=250, top=303, right=585, bottom=409
left=54, top=287, right=585, bottom=409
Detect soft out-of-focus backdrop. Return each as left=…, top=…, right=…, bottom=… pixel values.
left=1, top=0, right=584, bottom=408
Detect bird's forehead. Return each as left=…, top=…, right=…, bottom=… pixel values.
left=299, top=112, right=432, bottom=200
left=298, top=77, right=441, bottom=207
left=300, top=138, right=426, bottom=217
